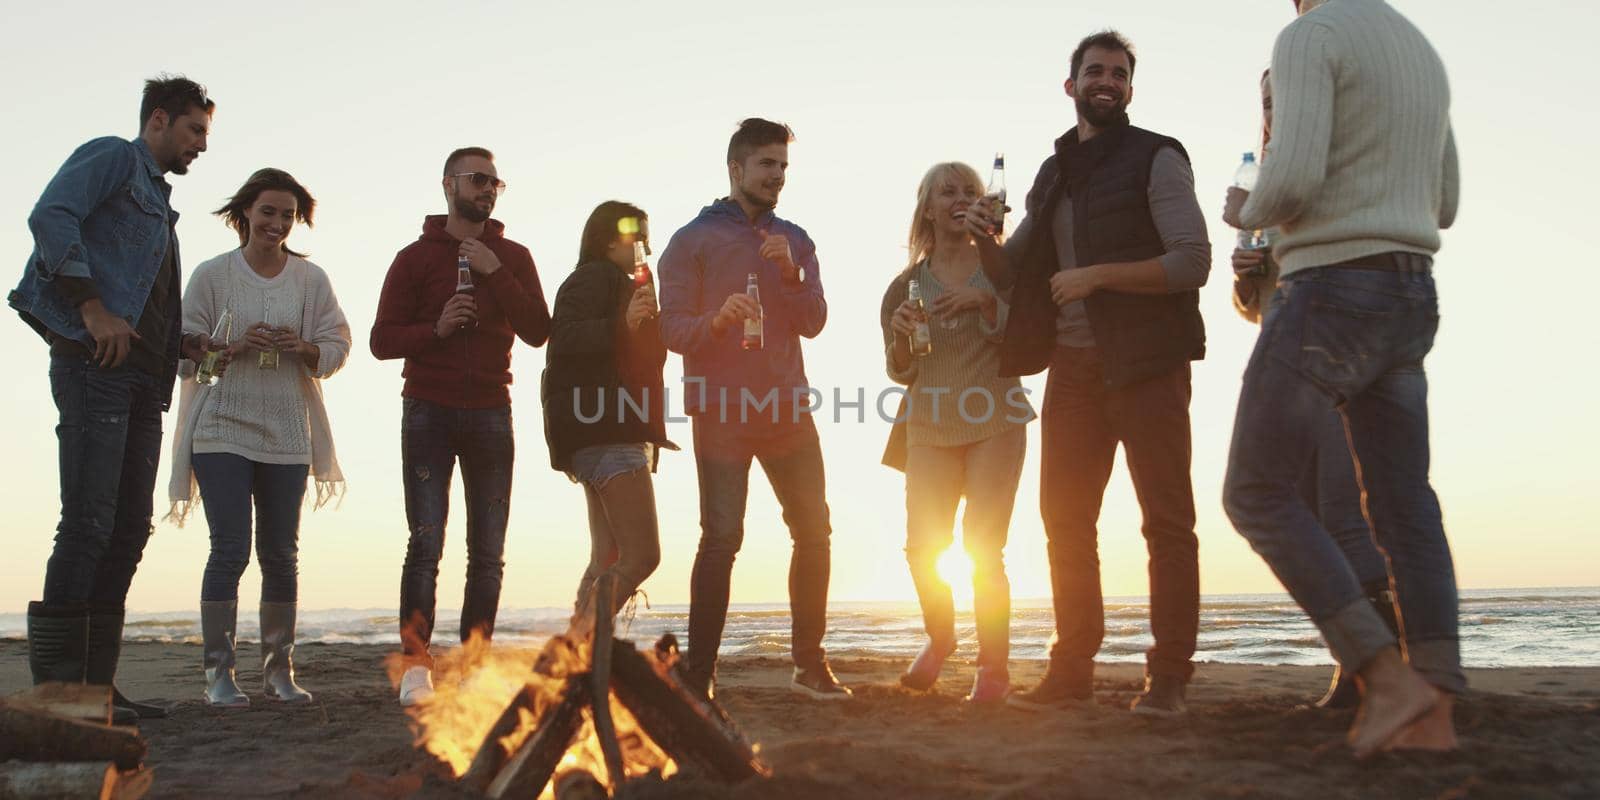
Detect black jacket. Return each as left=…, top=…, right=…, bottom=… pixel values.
left=541, top=260, right=676, bottom=472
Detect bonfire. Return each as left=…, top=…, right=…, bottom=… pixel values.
left=388, top=576, right=768, bottom=799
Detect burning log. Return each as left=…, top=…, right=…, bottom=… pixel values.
left=0, top=703, right=145, bottom=770
left=459, top=684, right=541, bottom=793
left=484, top=677, right=590, bottom=800
left=608, top=636, right=769, bottom=783
left=3, top=684, right=113, bottom=726
left=552, top=770, right=607, bottom=800
left=0, top=762, right=114, bottom=800
left=587, top=575, right=627, bottom=790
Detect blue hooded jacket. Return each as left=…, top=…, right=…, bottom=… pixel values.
left=658, top=198, right=826, bottom=416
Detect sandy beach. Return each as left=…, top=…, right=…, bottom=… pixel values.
left=2, top=640, right=1596, bottom=799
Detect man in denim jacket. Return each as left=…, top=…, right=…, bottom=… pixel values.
left=9, top=75, right=214, bottom=723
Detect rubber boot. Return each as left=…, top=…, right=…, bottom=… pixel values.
left=260, top=601, right=313, bottom=704
left=27, top=602, right=87, bottom=685
left=87, top=607, right=167, bottom=721
left=201, top=600, right=250, bottom=708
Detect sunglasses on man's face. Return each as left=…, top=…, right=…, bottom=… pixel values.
left=449, top=172, right=508, bottom=195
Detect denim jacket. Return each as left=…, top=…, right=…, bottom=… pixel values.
left=10, top=137, right=179, bottom=348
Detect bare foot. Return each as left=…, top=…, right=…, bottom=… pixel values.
left=1347, top=648, right=1440, bottom=758
left=1382, top=692, right=1459, bottom=753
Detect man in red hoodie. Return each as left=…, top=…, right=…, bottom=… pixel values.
left=370, top=147, right=550, bottom=706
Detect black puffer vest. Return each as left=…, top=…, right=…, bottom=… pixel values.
left=999, top=119, right=1206, bottom=387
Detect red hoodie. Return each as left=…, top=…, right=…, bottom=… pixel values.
left=370, top=215, right=551, bottom=409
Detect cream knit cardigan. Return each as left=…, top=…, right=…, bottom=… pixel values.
left=165, top=250, right=352, bottom=524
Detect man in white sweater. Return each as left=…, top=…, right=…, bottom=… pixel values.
left=1221, top=0, right=1461, bottom=756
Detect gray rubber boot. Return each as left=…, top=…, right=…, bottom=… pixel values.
left=260, top=601, right=313, bottom=704
left=27, top=601, right=87, bottom=685
left=201, top=600, right=250, bottom=708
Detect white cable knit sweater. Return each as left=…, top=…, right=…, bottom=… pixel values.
left=1239, top=0, right=1459, bottom=275
left=166, top=250, right=352, bottom=523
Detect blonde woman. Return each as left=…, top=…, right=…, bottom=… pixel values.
left=168, top=168, right=351, bottom=707
left=879, top=162, right=1033, bottom=703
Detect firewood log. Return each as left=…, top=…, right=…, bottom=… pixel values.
left=0, top=761, right=114, bottom=800
left=0, top=704, right=145, bottom=770
left=607, top=638, right=769, bottom=782
left=3, top=684, right=112, bottom=726
left=553, top=769, right=607, bottom=800
left=485, top=677, right=589, bottom=800
left=460, top=685, right=540, bottom=793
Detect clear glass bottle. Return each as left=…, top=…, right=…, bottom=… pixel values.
left=258, top=295, right=279, bottom=370
left=985, top=152, right=1007, bottom=236
left=741, top=272, right=763, bottom=351
left=195, top=308, right=234, bottom=385
left=908, top=279, right=933, bottom=357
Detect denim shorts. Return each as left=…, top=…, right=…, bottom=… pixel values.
left=568, top=443, right=651, bottom=488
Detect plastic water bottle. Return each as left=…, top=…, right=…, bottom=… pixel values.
left=1233, top=152, right=1268, bottom=251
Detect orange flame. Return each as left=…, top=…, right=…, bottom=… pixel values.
left=386, top=632, right=677, bottom=794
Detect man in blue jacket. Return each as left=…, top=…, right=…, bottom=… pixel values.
left=10, top=75, right=215, bottom=722
left=658, top=118, right=849, bottom=701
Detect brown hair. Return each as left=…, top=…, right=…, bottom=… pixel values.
left=726, top=118, right=794, bottom=166
left=213, top=168, right=316, bottom=257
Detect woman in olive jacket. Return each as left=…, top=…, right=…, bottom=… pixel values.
left=543, top=201, right=676, bottom=623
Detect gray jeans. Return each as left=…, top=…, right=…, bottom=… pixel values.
left=905, top=425, right=1027, bottom=667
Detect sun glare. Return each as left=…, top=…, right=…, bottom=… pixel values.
left=935, top=545, right=975, bottom=609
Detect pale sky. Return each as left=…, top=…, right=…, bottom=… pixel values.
left=2, top=0, right=1596, bottom=615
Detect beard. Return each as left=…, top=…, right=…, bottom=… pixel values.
left=1074, top=93, right=1128, bottom=129
left=452, top=191, right=493, bottom=223
left=738, top=178, right=779, bottom=211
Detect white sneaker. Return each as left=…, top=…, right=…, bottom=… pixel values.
left=398, top=665, right=435, bottom=707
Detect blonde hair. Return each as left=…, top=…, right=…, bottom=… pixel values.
left=905, top=161, right=985, bottom=274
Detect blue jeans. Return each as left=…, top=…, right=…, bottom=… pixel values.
left=1264, top=290, right=1389, bottom=589
left=398, top=398, right=515, bottom=660
left=1224, top=266, right=1462, bottom=693
left=193, top=452, right=309, bottom=603
left=1303, top=410, right=1389, bottom=589
left=687, top=412, right=832, bottom=679
left=42, top=355, right=164, bottom=609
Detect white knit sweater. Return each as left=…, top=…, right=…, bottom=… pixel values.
left=165, top=250, right=352, bottom=523
left=1239, top=0, right=1459, bottom=275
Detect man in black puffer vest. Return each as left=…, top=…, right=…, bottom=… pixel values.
left=968, top=30, right=1211, bottom=717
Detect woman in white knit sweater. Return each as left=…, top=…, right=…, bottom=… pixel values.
left=167, top=168, right=351, bottom=708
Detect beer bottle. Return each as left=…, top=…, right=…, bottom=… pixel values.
left=986, top=153, right=1007, bottom=236
left=258, top=295, right=279, bottom=370
left=908, top=279, right=933, bottom=357
left=632, top=241, right=652, bottom=287
left=741, top=272, right=763, bottom=351
left=196, top=308, right=234, bottom=385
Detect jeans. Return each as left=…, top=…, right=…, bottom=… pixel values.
left=42, top=355, right=164, bottom=609
left=1040, top=347, right=1199, bottom=681
left=1304, top=410, right=1389, bottom=588
left=1266, top=290, right=1389, bottom=589
left=570, top=444, right=661, bottom=618
left=192, top=452, right=309, bottom=603
left=398, top=398, right=515, bottom=660
left=1224, top=266, right=1462, bottom=694
left=905, top=426, right=1026, bottom=668
left=687, top=412, right=832, bottom=679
